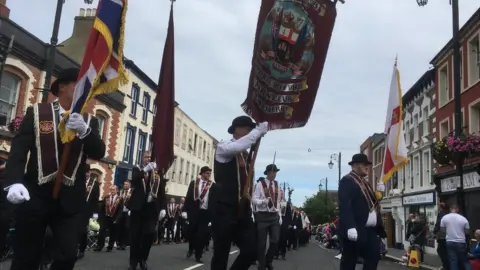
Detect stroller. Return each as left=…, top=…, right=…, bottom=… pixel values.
left=86, top=216, right=101, bottom=250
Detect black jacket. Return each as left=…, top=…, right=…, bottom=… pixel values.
left=127, top=166, right=166, bottom=215
left=4, top=106, right=105, bottom=214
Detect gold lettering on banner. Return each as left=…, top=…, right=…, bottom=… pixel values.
left=253, top=78, right=300, bottom=104
left=252, top=91, right=293, bottom=119
left=254, top=67, right=308, bottom=93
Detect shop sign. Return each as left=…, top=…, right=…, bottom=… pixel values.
left=440, top=176, right=460, bottom=192
left=402, top=192, right=435, bottom=206
left=440, top=172, right=480, bottom=192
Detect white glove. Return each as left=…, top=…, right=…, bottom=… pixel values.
left=128, top=211, right=131, bottom=216
left=279, top=218, right=282, bottom=225
left=251, top=212, right=255, bottom=223
left=347, top=228, right=358, bottom=241
left=66, top=113, right=89, bottom=138
left=93, top=213, right=99, bottom=220
left=182, top=212, right=187, bottom=219
left=256, top=122, right=268, bottom=135
left=143, top=162, right=157, bottom=173
left=377, top=183, right=385, bottom=192
left=293, top=226, right=297, bottom=229
left=159, top=209, right=166, bottom=219
left=208, top=222, right=211, bottom=227
left=6, top=183, right=30, bottom=204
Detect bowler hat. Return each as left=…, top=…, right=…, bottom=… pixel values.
left=199, top=166, right=212, bottom=174
left=348, top=153, right=372, bottom=166
left=50, top=68, right=80, bottom=96
left=264, top=164, right=280, bottom=175
left=228, top=116, right=256, bottom=134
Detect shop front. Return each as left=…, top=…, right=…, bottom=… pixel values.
left=402, top=191, right=437, bottom=254
left=439, top=170, right=480, bottom=231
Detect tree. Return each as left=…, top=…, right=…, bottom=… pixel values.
left=302, top=187, right=337, bottom=225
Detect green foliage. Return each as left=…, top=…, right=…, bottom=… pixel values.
left=302, top=190, right=337, bottom=225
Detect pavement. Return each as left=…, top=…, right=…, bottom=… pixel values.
left=0, top=242, right=410, bottom=270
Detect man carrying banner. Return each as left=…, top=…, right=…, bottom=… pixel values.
left=3, top=68, right=106, bottom=270
left=338, top=153, right=386, bottom=270
left=211, top=115, right=268, bottom=270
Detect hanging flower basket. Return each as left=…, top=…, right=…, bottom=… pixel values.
left=432, top=139, right=452, bottom=165
left=7, top=116, right=23, bottom=133
left=433, top=133, right=480, bottom=165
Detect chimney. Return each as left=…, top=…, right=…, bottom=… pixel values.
left=0, top=0, right=10, bottom=19
left=58, top=8, right=96, bottom=64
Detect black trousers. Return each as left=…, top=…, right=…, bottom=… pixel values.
left=97, top=216, right=116, bottom=249
left=129, top=209, right=156, bottom=266
left=211, top=202, right=256, bottom=270
left=188, top=210, right=210, bottom=259
left=117, top=211, right=130, bottom=247
left=288, top=228, right=299, bottom=250
left=165, top=218, right=175, bottom=242
left=340, top=228, right=380, bottom=270
left=255, top=212, right=280, bottom=270
left=77, top=213, right=91, bottom=253
left=277, top=226, right=289, bottom=256
left=10, top=195, right=82, bottom=270
left=437, top=240, right=450, bottom=270
left=175, top=219, right=186, bottom=242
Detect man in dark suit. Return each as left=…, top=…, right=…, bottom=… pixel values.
left=117, top=180, right=132, bottom=250
left=77, top=164, right=100, bottom=259
left=276, top=190, right=291, bottom=260
left=288, top=208, right=302, bottom=251
left=95, top=185, right=122, bottom=252
left=127, top=151, right=166, bottom=270
left=338, top=153, right=386, bottom=270
left=165, top=197, right=178, bottom=243
left=184, top=166, right=214, bottom=263
left=3, top=68, right=106, bottom=270
left=175, top=197, right=186, bottom=243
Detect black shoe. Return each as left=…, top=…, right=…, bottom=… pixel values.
left=118, top=246, right=126, bottom=250
left=186, top=250, right=193, bottom=258
left=281, top=254, right=286, bottom=260
left=195, top=258, right=204, bottom=263
left=93, top=247, right=103, bottom=252
left=77, top=252, right=85, bottom=259
left=139, top=260, right=148, bottom=270
left=266, top=263, right=274, bottom=270
left=106, top=247, right=113, bottom=252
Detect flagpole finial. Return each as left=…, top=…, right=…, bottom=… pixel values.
left=394, top=54, right=398, bottom=67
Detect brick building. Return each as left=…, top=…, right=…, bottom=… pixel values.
left=432, top=7, right=480, bottom=229
left=359, top=132, right=385, bottom=189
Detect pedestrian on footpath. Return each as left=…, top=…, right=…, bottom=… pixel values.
left=337, top=153, right=387, bottom=270
left=434, top=202, right=450, bottom=270
left=440, top=204, right=472, bottom=270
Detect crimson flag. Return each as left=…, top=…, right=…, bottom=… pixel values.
left=152, top=3, right=175, bottom=174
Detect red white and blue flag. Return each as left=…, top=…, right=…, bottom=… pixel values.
left=59, top=0, right=128, bottom=143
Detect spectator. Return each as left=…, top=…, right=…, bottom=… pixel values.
left=440, top=204, right=472, bottom=270
left=435, top=202, right=450, bottom=270
left=468, top=230, right=480, bottom=270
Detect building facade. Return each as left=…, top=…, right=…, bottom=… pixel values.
left=396, top=69, right=437, bottom=254
left=359, top=133, right=385, bottom=189
left=432, top=8, right=480, bottom=230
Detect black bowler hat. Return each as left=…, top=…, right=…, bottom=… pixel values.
left=50, top=68, right=80, bottom=96
left=199, top=166, right=212, bottom=174
left=228, top=116, right=256, bottom=134
left=348, top=153, right=372, bottom=166
left=264, top=164, right=280, bottom=175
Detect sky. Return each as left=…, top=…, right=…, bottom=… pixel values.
left=8, top=0, right=479, bottom=206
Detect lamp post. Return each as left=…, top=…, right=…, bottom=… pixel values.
left=415, top=0, right=465, bottom=217
left=328, top=152, right=342, bottom=187
left=41, top=0, right=94, bottom=103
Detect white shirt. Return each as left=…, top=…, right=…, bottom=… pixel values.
left=441, top=213, right=470, bottom=243
left=366, top=211, right=377, bottom=227
left=167, top=203, right=177, bottom=218
left=215, top=129, right=263, bottom=163
left=252, top=179, right=281, bottom=217
left=197, top=178, right=212, bottom=210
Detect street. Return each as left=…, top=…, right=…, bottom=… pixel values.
left=0, top=243, right=407, bottom=270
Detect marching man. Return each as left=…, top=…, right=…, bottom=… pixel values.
left=95, top=185, right=122, bottom=252
left=252, top=164, right=282, bottom=270
left=3, top=68, right=106, bottom=270
left=184, top=166, right=215, bottom=263
left=78, top=164, right=100, bottom=259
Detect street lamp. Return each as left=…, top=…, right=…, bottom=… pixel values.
left=328, top=152, right=342, bottom=187
left=415, top=0, right=465, bottom=217
left=41, top=0, right=94, bottom=103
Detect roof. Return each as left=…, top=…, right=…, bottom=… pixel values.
left=430, top=7, right=480, bottom=65
left=402, top=68, right=435, bottom=105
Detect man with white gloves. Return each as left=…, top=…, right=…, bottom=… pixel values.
left=127, top=151, right=167, bottom=270
left=183, top=166, right=215, bottom=263
left=337, top=154, right=387, bottom=270
left=3, top=68, right=106, bottom=270
left=211, top=116, right=268, bottom=270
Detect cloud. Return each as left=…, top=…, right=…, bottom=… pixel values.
left=8, top=0, right=479, bottom=206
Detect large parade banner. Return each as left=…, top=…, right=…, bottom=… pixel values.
left=241, top=0, right=337, bottom=130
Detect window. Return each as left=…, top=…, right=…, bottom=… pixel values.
left=409, top=158, right=414, bottom=189
left=438, top=65, right=449, bottom=107
left=422, top=107, right=429, bottom=136
left=422, top=150, right=430, bottom=187
left=202, top=141, right=206, bottom=160
left=0, top=72, right=20, bottom=126
left=149, top=134, right=153, bottom=151
left=190, top=163, right=195, bottom=185
left=439, top=119, right=449, bottom=139
left=171, top=158, right=178, bottom=182
left=174, top=118, right=181, bottom=145
left=405, top=120, right=410, bottom=145
left=130, top=84, right=140, bottom=116
left=206, top=143, right=211, bottom=162
left=468, top=34, right=480, bottom=86
left=413, top=114, right=419, bottom=142
left=179, top=158, right=184, bottom=183
left=136, top=131, right=147, bottom=165
left=181, top=124, right=188, bottom=150
left=198, top=137, right=203, bottom=157
left=123, top=125, right=136, bottom=164
left=196, top=165, right=200, bottom=176
left=188, top=129, right=193, bottom=152
left=193, top=134, right=198, bottom=156
left=97, top=114, right=106, bottom=139
left=469, top=100, right=480, bottom=134
left=142, top=93, right=150, bottom=123
left=185, top=161, right=190, bottom=184
left=153, top=104, right=157, bottom=116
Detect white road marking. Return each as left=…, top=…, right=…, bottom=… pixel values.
left=182, top=250, right=239, bottom=270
